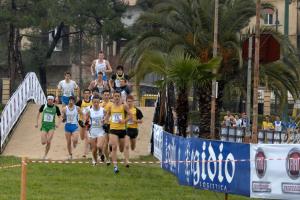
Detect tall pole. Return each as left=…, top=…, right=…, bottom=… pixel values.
left=210, top=0, right=218, bottom=139
left=246, top=36, right=253, bottom=134
left=284, top=0, right=290, bottom=36
left=252, top=0, right=261, bottom=143
left=20, top=157, right=27, bottom=200
left=79, top=30, right=83, bottom=95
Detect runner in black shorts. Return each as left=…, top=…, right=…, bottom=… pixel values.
left=105, top=91, right=132, bottom=173
left=124, top=95, right=143, bottom=167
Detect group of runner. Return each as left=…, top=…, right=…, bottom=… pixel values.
left=35, top=51, right=143, bottom=174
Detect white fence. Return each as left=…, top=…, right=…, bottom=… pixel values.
left=0, top=73, right=46, bottom=150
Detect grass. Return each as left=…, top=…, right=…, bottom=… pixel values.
left=0, top=156, right=253, bottom=200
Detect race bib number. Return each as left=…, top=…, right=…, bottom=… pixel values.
left=127, top=119, right=134, bottom=125
left=64, top=89, right=72, bottom=96
left=112, top=113, right=122, bottom=123
left=67, top=115, right=75, bottom=123
left=92, top=118, right=102, bottom=128
left=115, top=79, right=120, bottom=88
left=44, top=113, right=54, bottom=122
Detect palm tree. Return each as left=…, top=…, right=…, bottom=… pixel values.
left=135, top=49, right=220, bottom=136
left=122, top=0, right=256, bottom=136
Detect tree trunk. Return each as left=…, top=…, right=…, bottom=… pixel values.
left=197, top=83, right=212, bottom=138
left=165, top=83, right=175, bottom=133
left=176, top=88, right=189, bottom=137
left=215, top=80, right=226, bottom=138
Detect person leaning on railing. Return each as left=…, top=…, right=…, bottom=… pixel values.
left=262, top=115, right=274, bottom=130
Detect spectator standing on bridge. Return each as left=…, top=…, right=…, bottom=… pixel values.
left=90, top=51, right=112, bottom=81
left=239, top=112, right=250, bottom=128
left=223, top=111, right=234, bottom=127
left=56, top=72, right=80, bottom=106
left=262, top=116, right=274, bottom=130
left=124, top=95, right=143, bottom=167
left=35, top=94, right=61, bottom=160
left=274, top=116, right=283, bottom=132
left=61, top=96, right=83, bottom=160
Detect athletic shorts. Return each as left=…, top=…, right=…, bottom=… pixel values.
left=89, top=128, right=106, bottom=139
left=61, top=96, right=70, bottom=105
left=65, top=123, right=78, bottom=133
left=110, top=129, right=126, bottom=139
left=126, top=128, right=138, bottom=139
left=103, top=124, right=110, bottom=134
left=41, top=123, right=55, bottom=132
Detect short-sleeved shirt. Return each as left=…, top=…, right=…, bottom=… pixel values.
left=57, top=80, right=78, bottom=97
left=39, top=104, right=61, bottom=116
left=111, top=73, right=129, bottom=89
left=127, top=107, right=143, bottom=129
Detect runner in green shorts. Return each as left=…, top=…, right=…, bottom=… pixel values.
left=35, top=94, right=62, bottom=159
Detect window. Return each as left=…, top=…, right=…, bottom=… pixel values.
left=263, top=8, right=274, bottom=25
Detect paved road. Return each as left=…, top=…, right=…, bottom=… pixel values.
left=3, top=103, right=154, bottom=160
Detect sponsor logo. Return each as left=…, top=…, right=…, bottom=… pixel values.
left=286, top=148, right=300, bottom=180
left=252, top=181, right=271, bottom=193
left=255, top=148, right=267, bottom=179
left=282, top=182, right=300, bottom=194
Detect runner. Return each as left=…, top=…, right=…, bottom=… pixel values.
left=100, top=89, right=113, bottom=164
left=109, top=65, right=129, bottom=92
left=56, top=72, right=80, bottom=106
left=105, top=91, right=132, bottom=173
left=86, top=94, right=107, bottom=165
left=116, top=79, right=131, bottom=103
left=61, top=96, right=83, bottom=160
left=76, top=89, right=93, bottom=158
left=88, top=71, right=109, bottom=95
left=124, top=95, right=143, bottom=167
left=90, top=51, right=112, bottom=81
left=35, top=94, right=61, bottom=159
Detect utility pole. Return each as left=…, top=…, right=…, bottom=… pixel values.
left=79, top=30, right=83, bottom=95
left=252, top=0, right=261, bottom=143
left=284, top=0, right=290, bottom=36
left=246, top=36, right=253, bottom=135
left=210, top=0, right=218, bottom=139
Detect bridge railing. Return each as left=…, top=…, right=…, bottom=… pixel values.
left=0, top=73, right=46, bottom=151
left=220, top=126, right=300, bottom=144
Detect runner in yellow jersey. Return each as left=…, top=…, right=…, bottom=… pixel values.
left=100, top=89, right=113, bottom=164
left=76, top=89, right=93, bottom=158
left=105, top=91, right=132, bottom=173
left=124, top=95, right=143, bottom=167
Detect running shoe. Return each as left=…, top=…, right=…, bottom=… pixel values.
left=68, top=154, right=72, bottom=160
left=106, top=159, right=111, bottom=166
left=92, top=159, right=97, bottom=166
left=100, top=155, right=105, bottom=162
left=42, top=155, right=47, bottom=160
left=114, top=166, right=119, bottom=174
left=125, top=164, right=130, bottom=168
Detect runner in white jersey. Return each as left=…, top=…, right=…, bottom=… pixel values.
left=61, top=96, right=83, bottom=160
left=56, top=72, right=80, bottom=106
left=90, top=51, right=112, bottom=81
left=85, top=94, right=106, bottom=165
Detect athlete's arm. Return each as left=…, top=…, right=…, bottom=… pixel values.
left=104, top=107, right=111, bottom=124
left=136, top=108, right=143, bottom=124
left=90, top=60, right=96, bottom=76
left=105, top=60, right=113, bottom=73
left=123, top=104, right=133, bottom=124
left=35, top=105, right=44, bottom=128
left=56, top=81, right=62, bottom=103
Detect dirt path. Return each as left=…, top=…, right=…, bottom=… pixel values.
left=3, top=103, right=154, bottom=160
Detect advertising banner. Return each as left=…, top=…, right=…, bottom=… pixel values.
left=161, top=131, right=250, bottom=196
left=153, top=124, right=164, bottom=161
left=250, top=144, right=300, bottom=199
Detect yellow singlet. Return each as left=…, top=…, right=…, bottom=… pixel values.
left=79, top=99, right=92, bottom=120
left=127, top=107, right=138, bottom=129
left=110, top=104, right=126, bottom=130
